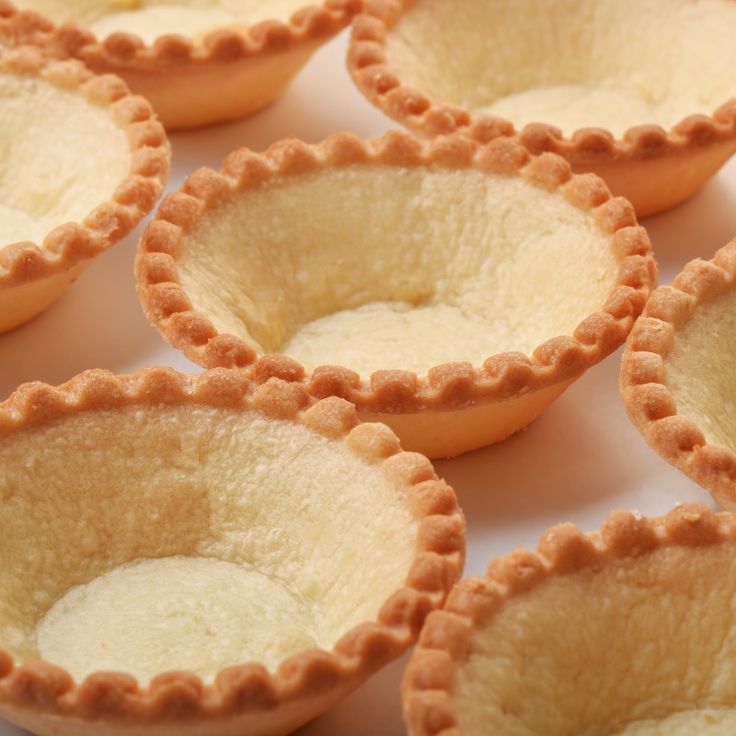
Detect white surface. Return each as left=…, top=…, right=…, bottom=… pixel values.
left=2, top=30, right=736, bottom=736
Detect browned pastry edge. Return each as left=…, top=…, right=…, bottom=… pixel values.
left=402, top=503, right=731, bottom=736
left=621, top=239, right=736, bottom=508
left=0, top=45, right=170, bottom=288
left=346, top=0, right=736, bottom=165
left=0, top=365, right=465, bottom=724
left=135, top=129, right=657, bottom=415
left=0, top=0, right=360, bottom=70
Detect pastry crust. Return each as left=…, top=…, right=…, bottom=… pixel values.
left=621, top=239, right=736, bottom=510
left=0, top=0, right=361, bottom=129
left=347, top=0, right=736, bottom=217
left=0, top=366, right=465, bottom=736
left=136, top=130, right=656, bottom=458
left=0, top=45, right=169, bottom=334
left=403, top=504, right=736, bottom=735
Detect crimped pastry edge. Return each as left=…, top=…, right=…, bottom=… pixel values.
left=346, top=0, right=736, bottom=166
left=135, top=129, right=656, bottom=415
left=0, top=0, right=360, bottom=70
left=0, top=45, right=170, bottom=289
left=401, top=503, right=732, bottom=736
left=0, top=365, right=465, bottom=726
left=621, top=239, right=736, bottom=509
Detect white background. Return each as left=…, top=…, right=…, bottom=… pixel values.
left=2, top=29, right=736, bottom=735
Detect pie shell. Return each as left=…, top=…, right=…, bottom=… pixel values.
left=621, top=238, right=736, bottom=510
left=347, top=0, right=736, bottom=217
left=0, top=365, right=465, bottom=736
left=0, top=45, right=169, bottom=334
left=0, top=0, right=361, bottom=130
left=403, top=504, right=736, bottom=735
left=135, top=130, right=656, bottom=459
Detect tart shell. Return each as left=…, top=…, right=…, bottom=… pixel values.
left=0, top=366, right=465, bottom=736
left=403, top=504, right=736, bottom=735
left=0, top=0, right=361, bottom=130
left=347, top=0, right=736, bottom=217
left=621, top=238, right=736, bottom=510
left=136, top=131, right=656, bottom=459
left=0, top=46, right=169, bottom=334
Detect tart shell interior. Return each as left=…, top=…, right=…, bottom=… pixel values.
left=0, top=71, right=130, bottom=248
left=384, top=0, right=736, bottom=138
left=12, top=1, right=312, bottom=43
left=179, top=166, right=618, bottom=380
left=0, top=406, right=418, bottom=684
left=453, top=543, right=736, bottom=735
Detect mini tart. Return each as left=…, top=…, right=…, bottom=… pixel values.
left=404, top=504, right=736, bottom=736
left=348, top=0, right=736, bottom=217
left=136, top=131, right=656, bottom=459
left=0, top=0, right=360, bottom=130
left=0, top=46, right=169, bottom=334
left=0, top=366, right=464, bottom=736
left=621, top=239, right=736, bottom=510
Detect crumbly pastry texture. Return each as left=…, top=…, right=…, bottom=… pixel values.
left=0, top=0, right=361, bottom=128
left=0, top=46, right=169, bottom=308
left=348, top=0, right=736, bottom=215
left=403, top=505, right=736, bottom=736
left=136, top=131, right=656, bottom=420
left=621, top=239, right=736, bottom=510
left=0, top=0, right=359, bottom=62
left=0, top=367, right=464, bottom=736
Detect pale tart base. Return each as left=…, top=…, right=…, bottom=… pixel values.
left=361, top=380, right=572, bottom=459
left=0, top=263, right=85, bottom=334
left=87, top=42, right=321, bottom=130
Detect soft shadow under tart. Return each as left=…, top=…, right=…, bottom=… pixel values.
left=136, top=131, right=656, bottom=459
left=0, top=0, right=360, bottom=129
left=404, top=505, right=736, bottom=736
left=621, top=238, right=736, bottom=510
left=0, top=366, right=464, bottom=736
left=0, top=46, right=168, bottom=334
left=348, top=0, right=736, bottom=216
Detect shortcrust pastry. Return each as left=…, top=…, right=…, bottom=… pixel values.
left=0, top=46, right=169, bottom=334
left=136, top=131, right=656, bottom=458
left=621, top=238, right=736, bottom=510
left=0, top=0, right=360, bottom=129
left=0, top=366, right=464, bottom=736
left=348, top=0, right=736, bottom=216
left=404, top=505, right=736, bottom=735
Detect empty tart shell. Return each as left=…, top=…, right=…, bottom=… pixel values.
left=404, top=504, right=736, bottom=735
left=136, top=130, right=656, bottom=459
left=0, top=0, right=361, bottom=130
left=0, top=46, right=169, bottom=335
left=0, top=366, right=464, bottom=736
left=348, top=0, right=736, bottom=217
left=621, top=238, right=736, bottom=510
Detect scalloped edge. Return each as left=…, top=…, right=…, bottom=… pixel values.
left=0, top=45, right=170, bottom=290
left=402, top=503, right=735, bottom=735
left=136, top=129, right=656, bottom=416
left=621, top=238, right=736, bottom=509
left=0, top=0, right=360, bottom=70
left=0, top=365, right=465, bottom=729
left=347, top=1, right=736, bottom=166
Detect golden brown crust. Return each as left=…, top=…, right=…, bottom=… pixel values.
left=136, top=130, right=656, bottom=417
left=0, top=366, right=465, bottom=729
left=347, top=0, right=736, bottom=215
left=0, top=45, right=169, bottom=291
left=621, top=239, right=736, bottom=509
left=0, top=0, right=360, bottom=72
left=402, top=504, right=733, bottom=736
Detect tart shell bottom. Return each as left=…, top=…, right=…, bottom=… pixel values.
left=86, top=43, right=321, bottom=131
left=570, top=137, right=736, bottom=218
left=361, top=380, right=573, bottom=459
left=0, top=263, right=85, bottom=334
